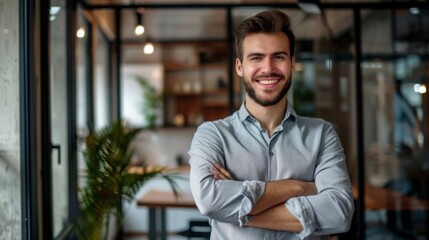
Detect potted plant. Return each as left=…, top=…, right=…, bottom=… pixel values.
left=136, top=75, right=162, bottom=129
left=74, top=121, right=178, bottom=239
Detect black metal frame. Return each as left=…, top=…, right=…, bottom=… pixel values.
left=38, top=2, right=79, bottom=238
left=64, top=0, right=79, bottom=238
left=80, top=1, right=429, bottom=10
left=40, top=0, right=54, bottom=238
left=353, top=9, right=365, bottom=239
left=19, top=0, right=39, bottom=239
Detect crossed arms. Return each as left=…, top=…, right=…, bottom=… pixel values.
left=210, top=162, right=317, bottom=233
left=189, top=121, right=354, bottom=237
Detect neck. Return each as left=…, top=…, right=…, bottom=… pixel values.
left=245, top=96, right=288, bottom=136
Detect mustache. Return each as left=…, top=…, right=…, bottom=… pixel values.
left=253, top=73, right=285, bottom=79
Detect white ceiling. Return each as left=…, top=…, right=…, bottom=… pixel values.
left=80, top=0, right=427, bottom=62
left=86, top=0, right=370, bottom=43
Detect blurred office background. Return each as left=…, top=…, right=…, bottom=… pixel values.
left=1, top=0, right=429, bottom=239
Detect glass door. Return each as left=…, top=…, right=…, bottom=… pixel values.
left=361, top=9, right=429, bottom=239
left=50, top=0, right=70, bottom=237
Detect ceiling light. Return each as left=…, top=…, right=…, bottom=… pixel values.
left=77, top=27, right=85, bottom=38
left=414, top=84, right=427, bottom=94
left=134, top=10, right=145, bottom=36
left=143, top=42, right=154, bottom=54
left=135, top=25, right=144, bottom=36
left=409, top=7, right=420, bottom=15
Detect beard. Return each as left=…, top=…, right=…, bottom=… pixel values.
left=244, top=73, right=292, bottom=107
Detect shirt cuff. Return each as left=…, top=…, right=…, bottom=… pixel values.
left=285, top=197, right=318, bottom=239
left=238, top=180, right=265, bottom=226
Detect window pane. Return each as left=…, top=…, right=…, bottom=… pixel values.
left=95, top=27, right=111, bottom=130
left=50, top=0, right=70, bottom=236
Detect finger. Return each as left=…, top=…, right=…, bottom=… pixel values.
left=218, top=168, right=232, bottom=180
left=210, top=167, right=230, bottom=180
left=212, top=162, right=233, bottom=180
left=211, top=167, right=228, bottom=180
left=209, top=167, right=222, bottom=180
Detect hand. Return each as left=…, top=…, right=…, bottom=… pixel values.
left=209, top=162, right=234, bottom=180
left=302, top=181, right=317, bottom=196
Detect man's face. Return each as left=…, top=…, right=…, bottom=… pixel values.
left=235, top=32, right=295, bottom=106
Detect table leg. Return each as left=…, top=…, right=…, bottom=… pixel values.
left=160, top=209, right=167, bottom=240
left=148, top=208, right=157, bottom=240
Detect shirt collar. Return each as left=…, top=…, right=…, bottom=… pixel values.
left=237, top=101, right=297, bottom=124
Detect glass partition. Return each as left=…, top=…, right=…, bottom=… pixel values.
left=95, top=26, right=111, bottom=130
left=361, top=9, right=429, bottom=239
left=76, top=11, right=90, bottom=198
left=75, top=3, right=429, bottom=239
left=50, top=0, right=70, bottom=237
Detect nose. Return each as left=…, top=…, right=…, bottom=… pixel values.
left=261, top=58, right=275, bottom=73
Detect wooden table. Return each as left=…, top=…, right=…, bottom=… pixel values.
left=352, top=183, right=429, bottom=211
left=137, top=189, right=197, bottom=240
left=352, top=182, right=429, bottom=237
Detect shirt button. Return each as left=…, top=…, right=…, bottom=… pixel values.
left=269, top=152, right=273, bottom=156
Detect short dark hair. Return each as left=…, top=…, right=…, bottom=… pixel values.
left=234, top=9, right=295, bottom=61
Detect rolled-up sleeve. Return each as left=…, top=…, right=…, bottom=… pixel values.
left=189, top=122, right=266, bottom=224
left=286, top=123, right=354, bottom=238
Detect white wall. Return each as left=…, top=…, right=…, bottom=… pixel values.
left=0, top=0, right=21, bottom=237
left=121, top=64, right=164, bottom=128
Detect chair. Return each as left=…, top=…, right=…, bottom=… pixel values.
left=176, top=219, right=211, bottom=239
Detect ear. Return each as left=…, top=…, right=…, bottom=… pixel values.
left=235, top=58, right=243, bottom=77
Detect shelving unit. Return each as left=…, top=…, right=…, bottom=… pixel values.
left=162, top=42, right=231, bottom=127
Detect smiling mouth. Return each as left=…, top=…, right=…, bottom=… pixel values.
left=254, top=74, right=284, bottom=86
left=257, top=79, right=280, bottom=85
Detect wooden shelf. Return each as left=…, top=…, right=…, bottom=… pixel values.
left=164, top=63, right=200, bottom=71
left=164, top=62, right=227, bottom=71
left=204, top=101, right=228, bottom=108
left=162, top=41, right=230, bottom=127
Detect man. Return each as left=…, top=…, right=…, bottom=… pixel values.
left=188, top=9, right=354, bottom=239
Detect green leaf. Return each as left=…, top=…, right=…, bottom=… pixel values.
left=73, top=121, right=179, bottom=239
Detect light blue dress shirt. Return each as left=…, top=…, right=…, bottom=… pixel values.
left=189, top=103, right=354, bottom=240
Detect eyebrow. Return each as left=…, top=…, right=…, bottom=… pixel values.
left=246, top=51, right=289, bottom=58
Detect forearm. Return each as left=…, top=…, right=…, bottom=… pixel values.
left=210, top=162, right=316, bottom=216
left=191, top=161, right=266, bottom=224
left=250, top=179, right=312, bottom=215
left=246, top=204, right=303, bottom=232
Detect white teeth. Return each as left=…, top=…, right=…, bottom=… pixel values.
left=259, top=80, right=277, bottom=85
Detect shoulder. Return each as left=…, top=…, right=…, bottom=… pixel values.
left=291, top=115, right=340, bottom=142
left=196, top=111, right=239, bottom=134
left=294, top=115, right=333, bottom=129
left=287, top=104, right=333, bottom=131
left=191, top=114, right=239, bottom=150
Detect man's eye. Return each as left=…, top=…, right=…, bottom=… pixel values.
left=250, top=56, right=262, bottom=61
left=275, top=55, right=286, bottom=60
